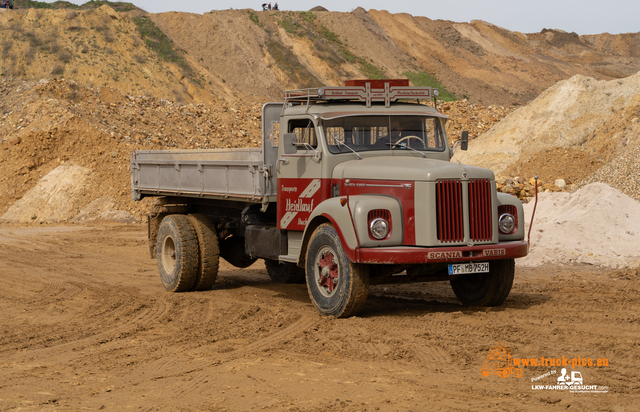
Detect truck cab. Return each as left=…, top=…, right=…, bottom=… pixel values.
left=132, top=79, right=528, bottom=318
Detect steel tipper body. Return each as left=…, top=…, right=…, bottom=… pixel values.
left=131, top=79, right=529, bottom=318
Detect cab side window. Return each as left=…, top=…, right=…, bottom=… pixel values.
left=288, top=119, right=317, bottom=148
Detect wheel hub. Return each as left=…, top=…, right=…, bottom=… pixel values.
left=161, top=235, right=177, bottom=273
left=317, top=251, right=339, bottom=296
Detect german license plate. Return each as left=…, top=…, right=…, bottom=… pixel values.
left=448, top=262, right=490, bottom=275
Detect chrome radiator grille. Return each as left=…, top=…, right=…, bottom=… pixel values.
left=436, top=179, right=493, bottom=243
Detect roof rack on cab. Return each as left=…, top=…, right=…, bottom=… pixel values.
left=284, top=79, right=439, bottom=109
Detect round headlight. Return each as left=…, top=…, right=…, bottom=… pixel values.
left=498, top=213, right=516, bottom=234
left=369, top=218, right=389, bottom=240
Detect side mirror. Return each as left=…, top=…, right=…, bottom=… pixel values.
left=283, top=133, right=297, bottom=155
left=460, top=131, right=469, bottom=151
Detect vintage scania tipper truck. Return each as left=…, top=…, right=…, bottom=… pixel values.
left=130, top=79, right=529, bottom=317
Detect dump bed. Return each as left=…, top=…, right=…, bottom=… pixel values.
left=130, top=148, right=276, bottom=203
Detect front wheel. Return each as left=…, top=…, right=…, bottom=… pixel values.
left=305, top=223, right=369, bottom=318
left=450, top=259, right=515, bottom=306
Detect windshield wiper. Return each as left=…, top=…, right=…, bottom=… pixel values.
left=329, top=129, right=362, bottom=160
left=386, top=143, right=426, bottom=158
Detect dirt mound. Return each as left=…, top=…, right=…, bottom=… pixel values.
left=0, top=161, right=137, bottom=224
left=503, top=147, right=604, bottom=185
left=453, top=72, right=640, bottom=200
left=0, top=77, right=262, bottom=222
left=520, top=183, right=640, bottom=268
left=0, top=164, right=93, bottom=223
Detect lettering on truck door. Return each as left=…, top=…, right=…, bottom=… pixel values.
left=277, top=118, right=329, bottom=231
left=278, top=179, right=325, bottom=230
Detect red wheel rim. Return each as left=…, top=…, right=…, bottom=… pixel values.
left=315, top=246, right=339, bottom=297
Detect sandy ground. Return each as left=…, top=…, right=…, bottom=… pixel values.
left=0, top=224, right=637, bottom=411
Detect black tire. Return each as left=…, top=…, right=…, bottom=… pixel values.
left=305, top=223, right=369, bottom=318
left=219, top=235, right=257, bottom=268
left=265, top=259, right=305, bottom=283
left=187, top=214, right=220, bottom=291
left=156, top=215, right=199, bottom=292
left=450, top=259, right=515, bottom=306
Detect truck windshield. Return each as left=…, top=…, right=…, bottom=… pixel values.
left=323, top=115, right=446, bottom=154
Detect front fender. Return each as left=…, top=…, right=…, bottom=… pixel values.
left=298, top=195, right=403, bottom=265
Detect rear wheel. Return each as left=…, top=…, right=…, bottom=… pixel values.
left=156, top=215, right=199, bottom=292
left=450, top=259, right=515, bottom=306
left=305, top=223, right=369, bottom=318
left=187, top=214, right=219, bottom=291
left=265, top=259, right=305, bottom=283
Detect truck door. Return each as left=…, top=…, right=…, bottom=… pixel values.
left=262, top=103, right=283, bottom=197
left=276, top=117, right=329, bottom=231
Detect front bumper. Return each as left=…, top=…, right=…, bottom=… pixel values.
left=354, top=240, right=529, bottom=264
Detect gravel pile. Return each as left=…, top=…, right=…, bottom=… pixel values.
left=440, top=100, right=516, bottom=142
left=0, top=78, right=263, bottom=150
left=581, top=143, right=640, bottom=202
